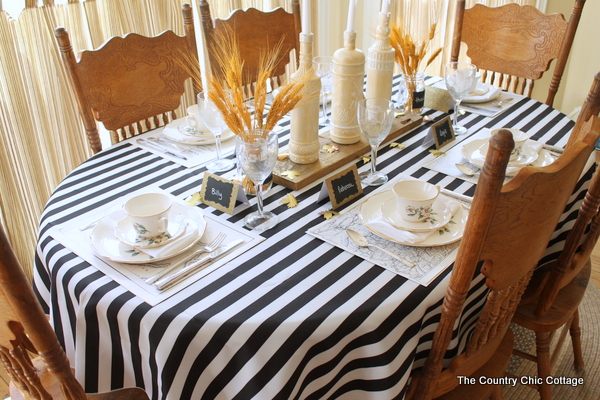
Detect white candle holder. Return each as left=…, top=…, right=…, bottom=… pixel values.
left=365, top=11, right=395, bottom=101
left=330, top=30, right=365, bottom=145
left=289, top=33, right=321, bottom=164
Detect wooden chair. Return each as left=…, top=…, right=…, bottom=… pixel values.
left=566, top=71, right=600, bottom=148
left=199, top=0, right=301, bottom=98
left=508, top=74, right=600, bottom=399
left=405, top=119, right=600, bottom=400
left=55, top=3, right=200, bottom=154
left=0, top=224, right=150, bottom=400
left=450, top=0, right=586, bottom=107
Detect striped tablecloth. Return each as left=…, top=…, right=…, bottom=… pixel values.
left=34, top=77, right=588, bottom=400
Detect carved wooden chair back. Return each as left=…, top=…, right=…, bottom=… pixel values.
left=567, top=71, right=600, bottom=149
left=55, top=3, right=200, bottom=154
left=405, top=123, right=599, bottom=400
left=199, top=0, right=301, bottom=99
left=450, top=0, right=585, bottom=107
left=0, top=224, right=150, bottom=400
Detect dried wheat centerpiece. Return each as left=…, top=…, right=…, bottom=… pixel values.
left=203, top=26, right=309, bottom=139
left=389, top=23, right=442, bottom=112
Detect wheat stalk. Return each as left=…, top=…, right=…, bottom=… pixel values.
left=196, top=25, right=307, bottom=137
left=389, top=22, right=442, bottom=77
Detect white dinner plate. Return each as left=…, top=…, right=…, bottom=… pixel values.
left=162, top=120, right=235, bottom=145
left=360, top=191, right=468, bottom=247
left=381, top=198, right=452, bottom=233
left=461, top=138, right=555, bottom=176
left=91, top=203, right=206, bottom=264
left=114, top=209, right=186, bottom=248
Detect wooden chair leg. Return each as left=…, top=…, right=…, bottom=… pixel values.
left=491, top=385, right=504, bottom=400
left=570, top=309, right=585, bottom=370
left=535, top=331, right=553, bottom=400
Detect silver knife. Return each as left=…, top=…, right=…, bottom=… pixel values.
left=154, top=239, right=244, bottom=291
left=137, top=138, right=188, bottom=160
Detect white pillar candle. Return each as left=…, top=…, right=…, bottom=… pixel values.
left=381, top=0, right=389, bottom=14
left=302, top=0, right=311, bottom=35
left=346, top=0, right=356, bottom=32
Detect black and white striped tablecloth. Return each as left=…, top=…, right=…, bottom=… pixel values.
left=34, top=79, right=589, bottom=400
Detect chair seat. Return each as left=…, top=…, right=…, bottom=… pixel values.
left=435, top=329, right=514, bottom=400
left=513, top=261, right=591, bottom=332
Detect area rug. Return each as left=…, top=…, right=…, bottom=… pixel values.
left=505, top=282, right=600, bottom=399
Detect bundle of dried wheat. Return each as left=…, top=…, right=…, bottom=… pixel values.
left=389, top=22, right=442, bottom=77
left=205, top=26, right=308, bottom=136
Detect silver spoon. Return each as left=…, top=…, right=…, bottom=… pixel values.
left=455, top=163, right=478, bottom=176
left=346, top=229, right=415, bottom=268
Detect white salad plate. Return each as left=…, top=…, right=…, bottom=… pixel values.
left=381, top=198, right=452, bottom=233
left=461, top=138, right=555, bottom=175
left=462, top=83, right=502, bottom=104
left=91, top=203, right=206, bottom=264
left=477, top=140, right=539, bottom=166
left=359, top=191, right=468, bottom=247
left=162, top=120, right=235, bottom=145
left=114, top=209, right=186, bottom=248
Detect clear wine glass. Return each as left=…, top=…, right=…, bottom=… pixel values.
left=312, top=56, right=334, bottom=126
left=445, top=62, right=477, bottom=135
left=236, top=129, right=279, bottom=231
left=357, top=98, right=395, bottom=186
left=197, top=91, right=236, bottom=172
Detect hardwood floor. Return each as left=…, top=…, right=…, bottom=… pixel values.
left=2, top=248, right=600, bottom=399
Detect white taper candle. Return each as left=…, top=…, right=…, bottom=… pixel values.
left=302, top=0, right=311, bottom=35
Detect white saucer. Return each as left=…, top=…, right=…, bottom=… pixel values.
left=382, top=197, right=452, bottom=233
left=462, top=83, right=502, bottom=103
left=178, top=123, right=213, bottom=138
left=91, top=203, right=206, bottom=264
left=360, top=191, right=468, bottom=247
left=114, top=210, right=186, bottom=248
left=477, top=141, right=539, bottom=166
left=461, top=138, right=555, bottom=176
left=162, top=120, right=235, bottom=145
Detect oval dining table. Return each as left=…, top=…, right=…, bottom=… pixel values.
left=33, top=75, right=592, bottom=400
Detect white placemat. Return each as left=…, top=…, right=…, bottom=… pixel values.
left=49, top=187, right=263, bottom=305
left=307, top=176, right=470, bottom=286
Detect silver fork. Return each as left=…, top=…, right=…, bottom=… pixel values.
left=145, top=232, right=227, bottom=285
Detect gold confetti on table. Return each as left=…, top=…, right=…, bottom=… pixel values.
left=390, top=142, right=405, bottom=149
left=319, top=210, right=340, bottom=220
left=429, top=149, right=446, bottom=157
left=280, top=193, right=299, bottom=208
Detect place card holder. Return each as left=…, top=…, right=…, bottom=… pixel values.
left=317, top=165, right=364, bottom=209
left=199, top=172, right=248, bottom=214
left=422, top=116, right=455, bottom=149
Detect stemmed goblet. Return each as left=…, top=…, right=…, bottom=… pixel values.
left=445, top=62, right=477, bottom=135
left=236, top=129, right=279, bottom=231
left=357, top=98, right=395, bottom=187
left=197, top=91, right=236, bottom=172
left=312, top=56, right=334, bottom=126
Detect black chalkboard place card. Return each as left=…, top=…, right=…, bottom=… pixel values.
left=421, top=116, right=455, bottom=149
left=199, top=172, right=247, bottom=214
left=318, top=165, right=364, bottom=209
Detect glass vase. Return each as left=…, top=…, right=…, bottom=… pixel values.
left=398, top=72, right=425, bottom=115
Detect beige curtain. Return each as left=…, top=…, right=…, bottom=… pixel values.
left=389, top=0, right=537, bottom=77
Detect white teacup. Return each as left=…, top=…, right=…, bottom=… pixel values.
left=393, top=180, right=440, bottom=222
left=123, top=193, right=172, bottom=239
left=185, top=105, right=208, bottom=133
left=490, top=128, right=530, bottom=161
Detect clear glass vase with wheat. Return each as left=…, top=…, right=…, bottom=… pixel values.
left=389, top=23, right=441, bottom=115
left=179, top=26, right=309, bottom=195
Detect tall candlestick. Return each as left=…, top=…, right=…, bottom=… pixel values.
left=365, top=10, right=395, bottom=100
left=381, top=0, right=389, bottom=14
left=289, top=33, right=321, bottom=164
left=346, top=0, right=356, bottom=32
left=330, top=30, right=365, bottom=145
left=302, top=0, right=311, bottom=35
